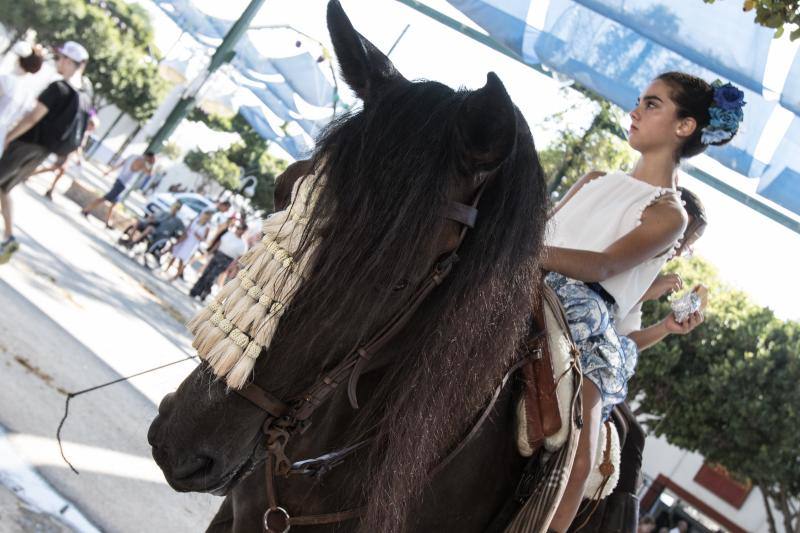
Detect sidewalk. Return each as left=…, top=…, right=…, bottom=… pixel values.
left=0, top=165, right=220, bottom=530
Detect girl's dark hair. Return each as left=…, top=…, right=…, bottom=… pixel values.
left=18, top=47, right=44, bottom=74
left=678, top=186, right=707, bottom=227
left=677, top=186, right=707, bottom=255
left=657, top=71, right=737, bottom=159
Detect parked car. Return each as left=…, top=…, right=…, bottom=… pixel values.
left=145, top=192, right=216, bottom=227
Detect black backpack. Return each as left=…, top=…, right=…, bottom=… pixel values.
left=50, top=85, right=90, bottom=156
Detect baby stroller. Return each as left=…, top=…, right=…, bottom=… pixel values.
left=141, top=232, right=177, bottom=270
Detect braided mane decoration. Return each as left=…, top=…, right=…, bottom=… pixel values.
left=187, top=175, right=318, bottom=388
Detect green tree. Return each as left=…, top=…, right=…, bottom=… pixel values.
left=188, top=109, right=290, bottom=213
left=538, top=97, right=634, bottom=200
left=633, top=257, right=800, bottom=532
left=703, top=0, right=800, bottom=41
left=184, top=149, right=241, bottom=192
left=0, top=0, right=167, bottom=121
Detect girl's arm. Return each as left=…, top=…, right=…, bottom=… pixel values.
left=629, top=310, right=705, bottom=351
left=542, top=195, right=687, bottom=282
left=639, top=273, right=683, bottom=304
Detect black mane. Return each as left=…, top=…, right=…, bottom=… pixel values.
left=256, top=79, right=548, bottom=532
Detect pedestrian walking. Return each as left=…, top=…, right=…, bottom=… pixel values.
left=0, top=42, right=45, bottom=156
left=166, top=208, right=212, bottom=280
left=190, top=223, right=248, bottom=301
left=0, top=41, right=90, bottom=264
left=41, top=112, right=99, bottom=199
left=81, top=151, right=155, bottom=228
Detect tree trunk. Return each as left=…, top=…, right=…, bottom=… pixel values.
left=776, top=490, right=796, bottom=533
left=88, top=109, right=126, bottom=158
left=110, top=124, right=142, bottom=166
left=760, top=486, right=778, bottom=533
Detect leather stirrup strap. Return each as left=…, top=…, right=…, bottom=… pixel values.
left=430, top=354, right=532, bottom=479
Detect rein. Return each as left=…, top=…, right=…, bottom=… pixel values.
left=234, top=181, right=500, bottom=532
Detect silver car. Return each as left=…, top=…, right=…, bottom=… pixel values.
left=144, top=192, right=217, bottom=227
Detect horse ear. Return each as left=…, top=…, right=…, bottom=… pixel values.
left=457, top=72, right=517, bottom=172
left=327, top=0, right=405, bottom=101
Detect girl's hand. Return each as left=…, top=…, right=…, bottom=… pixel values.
left=692, top=284, right=709, bottom=310
left=652, top=273, right=683, bottom=299
left=663, top=310, right=704, bottom=335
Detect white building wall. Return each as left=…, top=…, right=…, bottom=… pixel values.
left=642, top=435, right=784, bottom=532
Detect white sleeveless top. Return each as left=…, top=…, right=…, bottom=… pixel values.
left=545, top=171, right=684, bottom=322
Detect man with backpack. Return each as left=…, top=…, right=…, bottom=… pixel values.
left=0, top=41, right=90, bottom=264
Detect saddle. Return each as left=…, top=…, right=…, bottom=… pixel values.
left=515, top=284, right=578, bottom=456
left=515, top=283, right=622, bottom=501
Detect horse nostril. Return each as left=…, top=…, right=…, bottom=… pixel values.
left=171, top=455, right=212, bottom=481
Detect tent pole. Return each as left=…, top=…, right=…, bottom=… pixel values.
left=145, top=0, right=267, bottom=155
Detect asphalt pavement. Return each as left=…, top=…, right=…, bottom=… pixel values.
left=0, top=167, right=221, bottom=532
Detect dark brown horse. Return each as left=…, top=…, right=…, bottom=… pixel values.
left=149, top=2, right=561, bottom=531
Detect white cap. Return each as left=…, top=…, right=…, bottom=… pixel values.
left=12, top=41, right=32, bottom=58
left=58, top=41, right=89, bottom=63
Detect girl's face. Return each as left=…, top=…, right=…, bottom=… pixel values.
left=628, top=80, right=694, bottom=155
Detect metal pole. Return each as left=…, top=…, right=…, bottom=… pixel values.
left=145, top=0, right=266, bottom=154
left=387, top=24, right=411, bottom=56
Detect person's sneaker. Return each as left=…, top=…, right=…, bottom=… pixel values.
left=0, top=237, right=20, bottom=264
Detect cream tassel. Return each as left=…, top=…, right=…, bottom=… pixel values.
left=226, top=341, right=263, bottom=389
left=186, top=301, right=215, bottom=335
left=223, top=271, right=255, bottom=316
left=193, top=320, right=215, bottom=354
left=210, top=328, right=250, bottom=376
left=198, top=311, right=232, bottom=359
left=237, top=301, right=268, bottom=335
left=246, top=247, right=274, bottom=277
left=256, top=258, right=283, bottom=287
left=253, top=303, right=285, bottom=347
left=216, top=277, right=241, bottom=303
left=262, top=213, right=289, bottom=236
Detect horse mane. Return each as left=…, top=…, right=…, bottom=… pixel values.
left=260, top=80, right=548, bottom=532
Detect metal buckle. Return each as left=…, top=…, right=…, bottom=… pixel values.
left=263, top=506, right=291, bottom=532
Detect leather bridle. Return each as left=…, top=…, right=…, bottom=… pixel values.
left=232, top=177, right=532, bottom=532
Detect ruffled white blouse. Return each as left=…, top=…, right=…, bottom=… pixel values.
left=545, top=171, right=684, bottom=322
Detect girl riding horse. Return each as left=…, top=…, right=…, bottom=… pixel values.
left=542, top=72, right=744, bottom=530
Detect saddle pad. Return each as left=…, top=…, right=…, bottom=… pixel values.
left=583, top=420, right=621, bottom=500
left=516, top=285, right=578, bottom=456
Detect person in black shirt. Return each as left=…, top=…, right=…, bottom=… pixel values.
left=0, top=41, right=89, bottom=264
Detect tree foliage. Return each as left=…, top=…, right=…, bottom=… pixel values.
left=703, top=0, right=800, bottom=41
left=538, top=97, right=635, bottom=200
left=184, top=149, right=241, bottom=192
left=188, top=108, right=289, bottom=213
left=633, top=257, right=800, bottom=532
left=0, top=0, right=167, bottom=121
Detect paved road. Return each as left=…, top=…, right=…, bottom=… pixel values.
left=0, top=171, right=221, bottom=531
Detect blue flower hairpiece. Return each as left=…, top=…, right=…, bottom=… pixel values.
left=701, top=80, right=746, bottom=145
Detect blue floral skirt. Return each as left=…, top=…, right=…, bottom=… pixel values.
left=545, top=272, right=638, bottom=421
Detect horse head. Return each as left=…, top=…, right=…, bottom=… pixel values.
left=149, top=2, right=548, bottom=529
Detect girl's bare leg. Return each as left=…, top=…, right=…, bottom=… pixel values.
left=548, top=380, right=603, bottom=531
